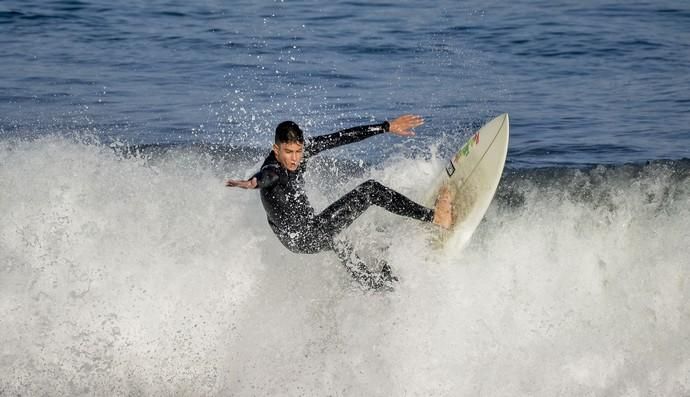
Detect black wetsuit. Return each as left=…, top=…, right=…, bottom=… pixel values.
left=250, top=122, right=434, bottom=289
left=252, top=122, right=434, bottom=287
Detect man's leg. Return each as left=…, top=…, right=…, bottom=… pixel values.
left=312, top=179, right=440, bottom=289
left=312, top=179, right=432, bottom=289
left=314, top=179, right=434, bottom=237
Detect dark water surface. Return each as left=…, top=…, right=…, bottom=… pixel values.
left=2, top=0, right=688, bottom=166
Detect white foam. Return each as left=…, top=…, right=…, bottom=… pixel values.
left=1, top=138, right=688, bottom=395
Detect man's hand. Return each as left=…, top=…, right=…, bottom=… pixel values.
left=225, top=177, right=257, bottom=189
left=388, top=114, right=424, bottom=137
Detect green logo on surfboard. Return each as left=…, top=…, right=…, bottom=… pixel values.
left=446, top=132, right=480, bottom=177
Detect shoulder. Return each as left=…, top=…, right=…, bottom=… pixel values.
left=261, top=156, right=282, bottom=174
left=262, top=150, right=277, bottom=164
left=260, top=151, right=281, bottom=168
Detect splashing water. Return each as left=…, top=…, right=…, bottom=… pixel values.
left=1, top=138, right=689, bottom=395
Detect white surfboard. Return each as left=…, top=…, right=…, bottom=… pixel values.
left=426, top=113, right=510, bottom=249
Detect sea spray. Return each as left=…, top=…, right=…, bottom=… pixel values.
left=1, top=138, right=688, bottom=395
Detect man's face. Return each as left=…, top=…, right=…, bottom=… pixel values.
left=273, top=142, right=304, bottom=172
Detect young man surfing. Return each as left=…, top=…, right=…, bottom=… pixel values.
left=226, top=114, right=452, bottom=289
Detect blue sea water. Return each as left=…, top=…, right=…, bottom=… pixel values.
left=1, top=1, right=689, bottom=395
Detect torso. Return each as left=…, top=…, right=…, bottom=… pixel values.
left=259, top=151, right=315, bottom=238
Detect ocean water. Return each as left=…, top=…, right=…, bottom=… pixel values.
left=1, top=0, right=689, bottom=395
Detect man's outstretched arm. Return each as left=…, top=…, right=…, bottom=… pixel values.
left=225, top=177, right=257, bottom=189
left=307, top=114, right=424, bottom=156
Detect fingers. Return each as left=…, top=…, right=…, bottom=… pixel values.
left=398, top=114, right=424, bottom=127
left=389, top=114, right=425, bottom=136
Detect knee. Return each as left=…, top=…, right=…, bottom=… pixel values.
left=360, top=179, right=381, bottom=191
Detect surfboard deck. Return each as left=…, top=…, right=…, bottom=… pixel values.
left=426, top=113, right=510, bottom=249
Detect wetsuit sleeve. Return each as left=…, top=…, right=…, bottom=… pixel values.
left=305, top=121, right=390, bottom=156
left=250, top=163, right=283, bottom=189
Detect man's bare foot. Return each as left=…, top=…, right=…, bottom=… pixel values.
left=433, top=185, right=453, bottom=229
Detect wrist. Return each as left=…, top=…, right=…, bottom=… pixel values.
left=382, top=121, right=390, bottom=132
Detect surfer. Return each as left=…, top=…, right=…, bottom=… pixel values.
left=225, top=114, right=452, bottom=289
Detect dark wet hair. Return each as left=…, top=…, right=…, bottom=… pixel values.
left=275, top=121, right=304, bottom=144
